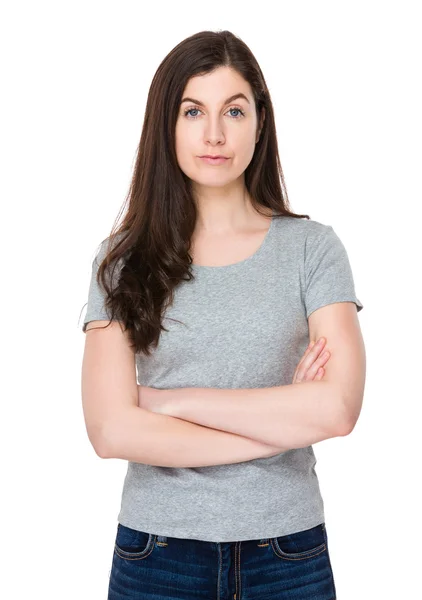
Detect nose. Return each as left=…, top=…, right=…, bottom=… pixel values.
left=203, top=116, right=226, bottom=146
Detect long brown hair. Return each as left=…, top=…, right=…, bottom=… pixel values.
left=83, top=29, right=310, bottom=356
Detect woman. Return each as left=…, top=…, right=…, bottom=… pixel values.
left=81, top=29, right=365, bottom=600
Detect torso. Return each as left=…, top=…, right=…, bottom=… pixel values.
left=190, top=208, right=273, bottom=267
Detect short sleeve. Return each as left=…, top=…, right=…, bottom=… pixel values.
left=304, top=225, right=363, bottom=319
left=81, top=239, right=123, bottom=332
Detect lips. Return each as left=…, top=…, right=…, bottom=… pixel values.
left=199, top=156, right=230, bottom=165
left=200, top=155, right=228, bottom=159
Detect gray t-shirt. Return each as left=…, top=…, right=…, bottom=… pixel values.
left=82, top=214, right=363, bottom=542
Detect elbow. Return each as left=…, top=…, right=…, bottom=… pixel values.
left=338, top=396, right=363, bottom=437
left=93, top=414, right=128, bottom=459
left=96, top=424, right=117, bottom=458
left=337, top=417, right=354, bottom=437
left=326, top=386, right=355, bottom=438
left=94, top=437, right=110, bottom=459
left=87, top=425, right=112, bottom=459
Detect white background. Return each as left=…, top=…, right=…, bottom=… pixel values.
left=1, top=1, right=420, bottom=598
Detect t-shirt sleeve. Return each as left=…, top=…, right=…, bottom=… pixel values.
left=81, top=239, right=123, bottom=333
left=304, top=225, right=363, bottom=319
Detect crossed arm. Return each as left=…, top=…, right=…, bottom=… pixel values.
left=141, top=302, right=366, bottom=450
left=104, top=303, right=365, bottom=466
left=148, top=380, right=349, bottom=449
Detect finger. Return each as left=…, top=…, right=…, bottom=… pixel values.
left=313, top=367, right=322, bottom=380
left=307, top=365, right=325, bottom=382
left=304, top=350, right=331, bottom=381
left=295, top=340, right=323, bottom=383
left=315, top=367, right=324, bottom=380
left=295, top=341, right=316, bottom=375
left=300, top=338, right=327, bottom=376
left=294, top=339, right=328, bottom=384
left=292, top=347, right=312, bottom=383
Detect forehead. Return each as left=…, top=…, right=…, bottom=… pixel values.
left=181, top=68, right=253, bottom=105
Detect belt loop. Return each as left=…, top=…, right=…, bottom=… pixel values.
left=157, top=535, right=168, bottom=545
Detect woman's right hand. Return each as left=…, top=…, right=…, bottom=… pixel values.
left=292, top=337, right=331, bottom=384
left=260, top=337, right=332, bottom=458
left=261, top=338, right=331, bottom=458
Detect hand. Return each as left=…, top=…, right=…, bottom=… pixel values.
left=137, top=385, right=169, bottom=414
left=263, top=340, right=331, bottom=458
left=292, top=337, right=331, bottom=384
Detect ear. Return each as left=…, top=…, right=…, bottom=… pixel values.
left=256, top=107, right=266, bottom=143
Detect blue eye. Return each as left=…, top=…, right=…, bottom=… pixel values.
left=184, top=108, right=201, bottom=119
left=183, top=106, right=245, bottom=120
left=228, top=107, right=245, bottom=118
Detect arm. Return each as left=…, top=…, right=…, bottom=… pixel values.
left=156, top=302, right=366, bottom=449
left=82, top=320, right=288, bottom=467
left=102, top=406, right=290, bottom=467
left=157, top=379, right=347, bottom=449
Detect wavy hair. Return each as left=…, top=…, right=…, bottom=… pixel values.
left=82, top=29, right=310, bottom=356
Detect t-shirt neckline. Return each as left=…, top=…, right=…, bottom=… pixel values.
left=191, top=211, right=275, bottom=272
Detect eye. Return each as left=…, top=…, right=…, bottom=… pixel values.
left=227, top=107, right=245, bottom=118
left=183, top=106, right=245, bottom=120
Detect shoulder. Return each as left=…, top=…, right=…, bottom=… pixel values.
left=93, top=231, right=127, bottom=266
left=273, top=215, right=333, bottom=243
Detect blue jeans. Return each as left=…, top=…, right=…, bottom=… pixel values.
left=107, top=521, right=337, bottom=599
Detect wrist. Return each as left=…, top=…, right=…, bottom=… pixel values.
left=160, top=387, right=184, bottom=418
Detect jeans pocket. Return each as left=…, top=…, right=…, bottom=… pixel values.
left=114, top=523, right=155, bottom=560
left=270, top=523, right=327, bottom=561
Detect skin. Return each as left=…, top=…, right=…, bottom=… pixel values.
left=174, top=65, right=267, bottom=238
left=293, top=337, right=331, bottom=384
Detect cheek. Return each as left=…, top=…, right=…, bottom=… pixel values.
left=175, top=143, right=196, bottom=173
left=174, top=131, right=199, bottom=178
left=175, top=124, right=197, bottom=158
left=233, top=131, right=257, bottom=164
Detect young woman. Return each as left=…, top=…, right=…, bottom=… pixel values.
left=81, top=29, right=365, bottom=600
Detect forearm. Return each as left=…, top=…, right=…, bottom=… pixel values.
left=101, top=406, right=289, bottom=468
left=161, top=381, right=348, bottom=449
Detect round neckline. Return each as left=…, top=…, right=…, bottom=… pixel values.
left=191, top=211, right=275, bottom=272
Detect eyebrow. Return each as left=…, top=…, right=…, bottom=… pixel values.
left=180, top=93, right=250, bottom=106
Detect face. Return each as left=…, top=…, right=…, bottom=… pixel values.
left=175, top=66, right=264, bottom=192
